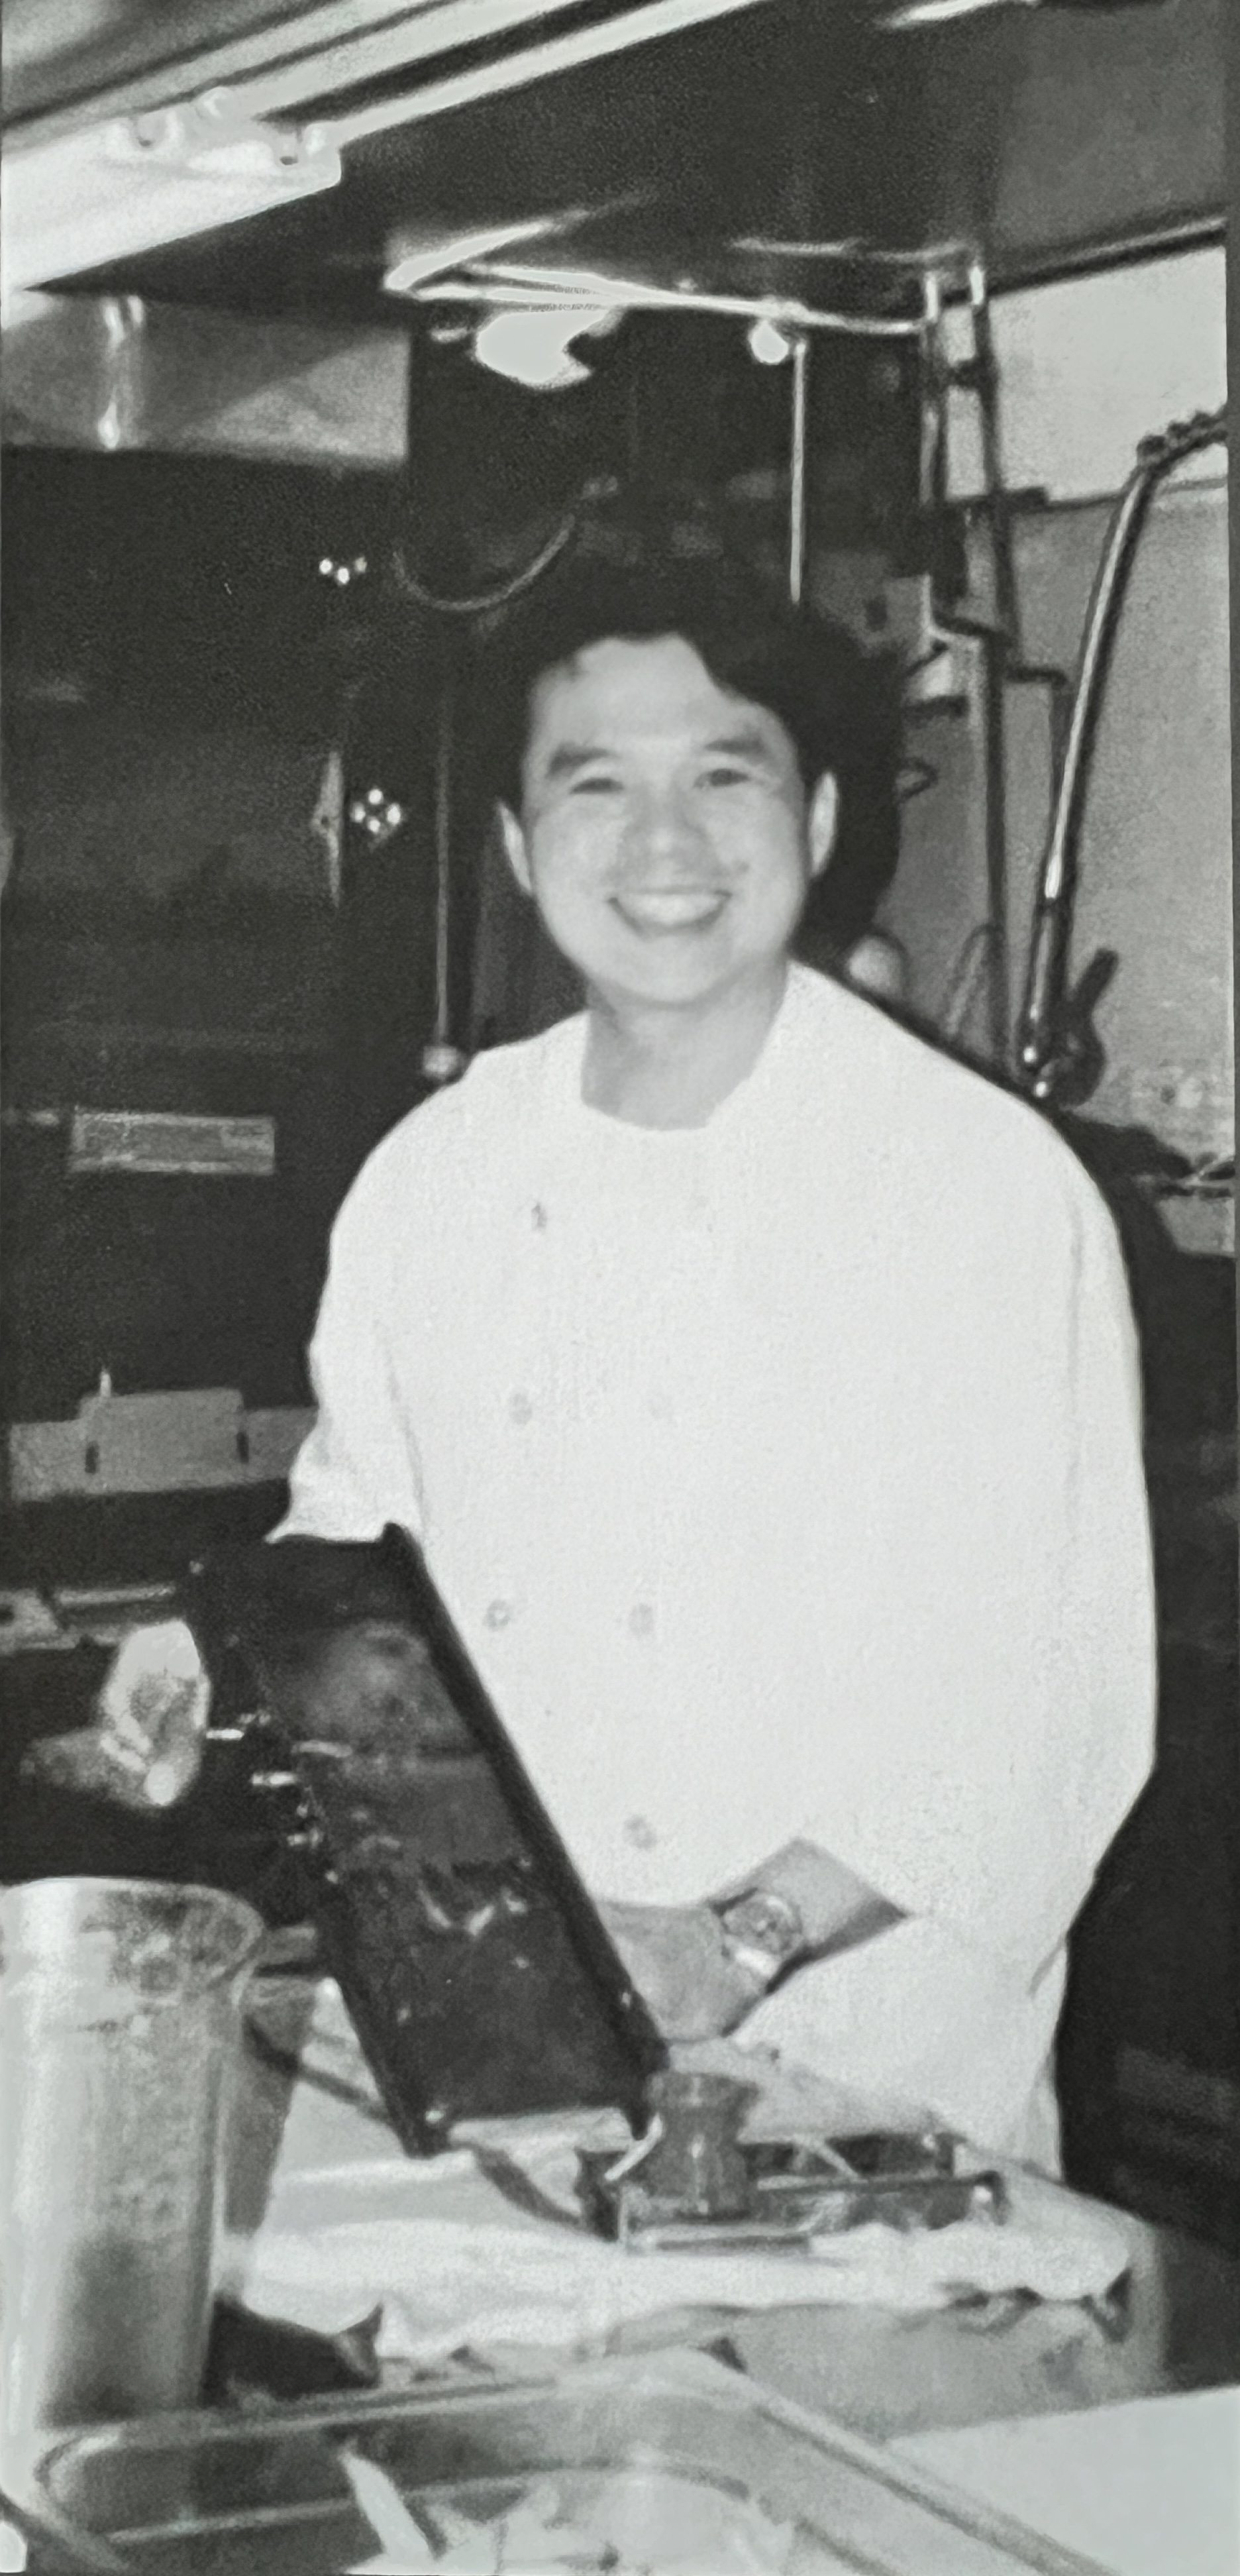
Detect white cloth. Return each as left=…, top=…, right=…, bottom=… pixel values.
left=279, top=965, right=1155, bottom=2160
left=230, top=2178, right=1136, bottom=2365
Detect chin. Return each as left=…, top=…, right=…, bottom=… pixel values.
left=592, top=954, right=741, bottom=1008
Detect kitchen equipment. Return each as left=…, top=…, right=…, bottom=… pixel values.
left=28, top=2346, right=1111, bottom=2575
left=192, top=1527, right=667, bottom=2151
left=0, top=1878, right=262, bottom=2491
left=579, top=2118, right=1008, bottom=2250
left=639, top=2069, right=758, bottom=2218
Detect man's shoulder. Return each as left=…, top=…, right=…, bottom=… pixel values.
left=787, top=965, right=1097, bottom=1215
left=343, top=1016, right=583, bottom=1205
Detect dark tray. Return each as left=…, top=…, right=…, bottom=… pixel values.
left=192, top=1527, right=666, bottom=2153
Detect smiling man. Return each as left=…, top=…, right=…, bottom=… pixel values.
left=280, top=559, right=1155, bottom=2166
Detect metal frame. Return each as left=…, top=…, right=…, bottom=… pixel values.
left=1016, top=404, right=1228, bottom=1101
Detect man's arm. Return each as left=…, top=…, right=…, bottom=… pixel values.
left=711, top=1838, right=903, bottom=1960
left=601, top=1841, right=902, bottom=2043
left=275, top=1157, right=421, bottom=1546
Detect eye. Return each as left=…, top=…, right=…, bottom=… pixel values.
left=568, top=773, right=623, bottom=797
left=698, top=764, right=752, bottom=790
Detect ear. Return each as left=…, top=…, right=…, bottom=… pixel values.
left=497, top=802, right=533, bottom=896
left=807, top=773, right=839, bottom=880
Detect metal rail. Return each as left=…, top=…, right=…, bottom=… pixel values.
left=1016, top=405, right=1227, bottom=1100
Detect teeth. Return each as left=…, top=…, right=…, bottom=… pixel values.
left=618, top=890, right=725, bottom=928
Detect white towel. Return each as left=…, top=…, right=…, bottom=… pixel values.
left=224, top=2152, right=1134, bottom=2369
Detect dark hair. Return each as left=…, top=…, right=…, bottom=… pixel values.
left=475, top=551, right=903, bottom=952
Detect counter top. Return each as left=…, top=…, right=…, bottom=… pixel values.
left=729, top=2215, right=1240, bottom=2445
left=229, top=1971, right=1240, bottom=2453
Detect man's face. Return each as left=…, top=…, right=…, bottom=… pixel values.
left=499, top=635, right=837, bottom=1013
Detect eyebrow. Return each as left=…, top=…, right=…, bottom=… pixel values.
left=541, top=743, right=613, bottom=782
left=539, top=726, right=778, bottom=782
left=697, top=728, right=780, bottom=765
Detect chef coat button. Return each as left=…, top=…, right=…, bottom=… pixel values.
left=628, top=1601, right=654, bottom=1638
left=648, top=1390, right=673, bottom=1421
left=625, top=1815, right=657, bottom=1851
left=507, top=1391, right=533, bottom=1425
left=484, top=1597, right=514, bottom=1631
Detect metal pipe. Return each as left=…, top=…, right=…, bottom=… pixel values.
left=1017, top=405, right=1226, bottom=1096
left=415, top=271, right=922, bottom=339
left=967, top=260, right=1020, bottom=656
left=917, top=268, right=947, bottom=521
left=421, top=672, right=467, bottom=1087
left=788, top=331, right=809, bottom=605
left=434, top=677, right=453, bottom=1045
left=979, top=633, right=1009, bottom=1063
left=735, top=235, right=977, bottom=274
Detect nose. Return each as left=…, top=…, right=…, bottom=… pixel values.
left=622, top=784, right=705, bottom=876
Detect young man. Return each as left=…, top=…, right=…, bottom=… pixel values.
left=280, top=562, right=1155, bottom=2167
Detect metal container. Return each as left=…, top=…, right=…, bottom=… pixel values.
left=0, top=1878, right=262, bottom=2489
left=28, top=2347, right=1110, bottom=2574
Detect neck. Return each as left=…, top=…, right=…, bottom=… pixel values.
left=581, top=961, right=790, bottom=1128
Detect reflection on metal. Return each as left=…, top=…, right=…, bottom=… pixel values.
left=907, top=254, right=1020, bottom=1064
left=2, top=93, right=340, bottom=297
left=421, top=674, right=468, bottom=1090
left=736, top=236, right=978, bottom=270
left=1017, top=404, right=1227, bottom=1102
left=383, top=209, right=607, bottom=300
left=964, top=259, right=1020, bottom=653
left=2, top=292, right=410, bottom=464
left=96, top=293, right=143, bottom=450
left=416, top=264, right=923, bottom=339
left=878, top=0, right=1027, bottom=25
left=788, top=332, right=809, bottom=606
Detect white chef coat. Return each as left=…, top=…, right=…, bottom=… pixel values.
left=280, top=964, right=1155, bottom=2162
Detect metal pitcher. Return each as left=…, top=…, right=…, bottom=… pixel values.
left=0, top=1877, right=262, bottom=2487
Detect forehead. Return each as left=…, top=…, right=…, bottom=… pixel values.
left=523, top=633, right=794, bottom=770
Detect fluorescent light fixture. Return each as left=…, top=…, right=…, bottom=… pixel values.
left=1, top=101, right=339, bottom=300
left=472, top=305, right=616, bottom=390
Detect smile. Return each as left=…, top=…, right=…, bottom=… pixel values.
left=611, top=889, right=729, bottom=933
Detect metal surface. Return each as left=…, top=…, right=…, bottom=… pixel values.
left=0, top=1878, right=262, bottom=2489
left=32, top=2347, right=1115, bottom=2574
left=3, top=0, right=772, bottom=138
left=1, top=0, right=1223, bottom=326
left=1016, top=403, right=1227, bottom=1100
left=787, top=332, right=809, bottom=601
